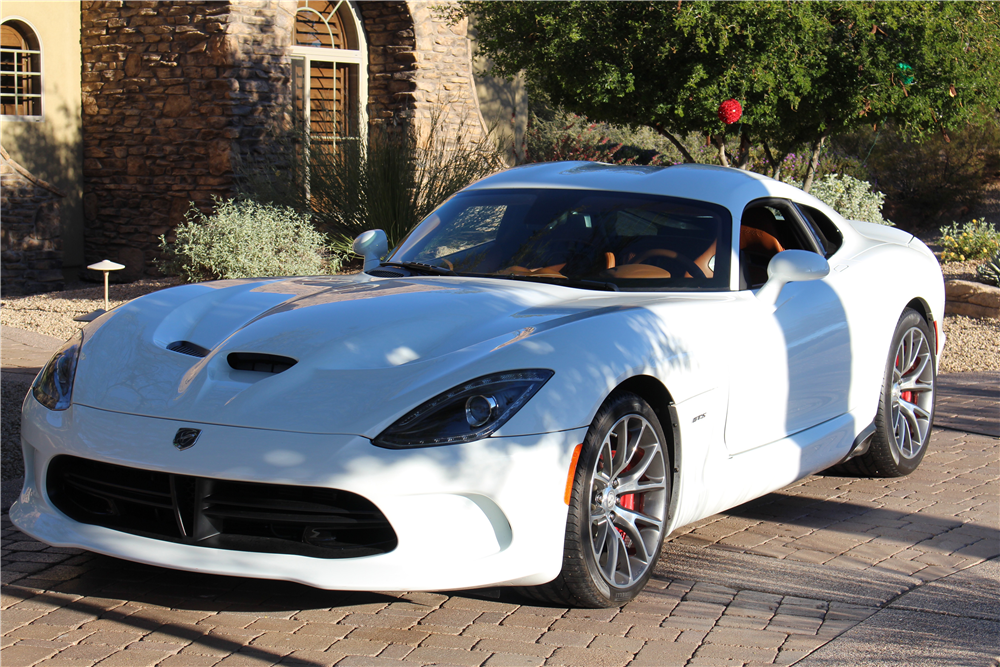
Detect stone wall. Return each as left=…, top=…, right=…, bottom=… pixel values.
left=81, top=0, right=293, bottom=279
left=358, top=1, right=418, bottom=127
left=79, top=0, right=488, bottom=277
left=408, top=2, right=487, bottom=145
left=1, top=147, right=65, bottom=296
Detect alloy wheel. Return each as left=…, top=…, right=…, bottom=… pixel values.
left=588, top=414, right=668, bottom=589
left=890, top=326, right=934, bottom=459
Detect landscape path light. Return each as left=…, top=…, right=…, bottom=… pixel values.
left=73, top=259, right=125, bottom=322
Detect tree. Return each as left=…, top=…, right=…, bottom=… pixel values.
left=452, top=1, right=1000, bottom=190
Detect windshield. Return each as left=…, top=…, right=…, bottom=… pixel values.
left=388, top=188, right=732, bottom=291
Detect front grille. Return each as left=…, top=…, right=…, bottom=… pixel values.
left=46, top=456, right=397, bottom=559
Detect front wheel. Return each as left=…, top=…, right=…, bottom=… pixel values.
left=843, top=308, right=936, bottom=477
left=526, top=392, right=670, bottom=607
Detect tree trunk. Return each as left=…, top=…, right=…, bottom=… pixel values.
left=802, top=135, right=827, bottom=193
left=764, top=143, right=788, bottom=181
left=735, top=132, right=752, bottom=170
left=762, top=142, right=779, bottom=179
left=712, top=135, right=730, bottom=168
left=652, top=124, right=696, bottom=163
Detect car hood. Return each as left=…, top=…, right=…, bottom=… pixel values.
left=71, top=274, right=618, bottom=435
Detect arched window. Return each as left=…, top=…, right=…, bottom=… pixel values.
left=1, top=20, right=41, bottom=117
left=291, top=1, right=367, bottom=149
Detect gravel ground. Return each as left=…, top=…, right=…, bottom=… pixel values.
left=1, top=277, right=181, bottom=342
left=940, top=258, right=989, bottom=283
left=2, top=268, right=997, bottom=481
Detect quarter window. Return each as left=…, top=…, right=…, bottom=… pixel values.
left=1, top=20, right=41, bottom=117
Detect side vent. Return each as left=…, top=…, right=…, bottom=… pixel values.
left=167, top=341, right=210, bottom=358
left=228, top=353, right=297, bottom=374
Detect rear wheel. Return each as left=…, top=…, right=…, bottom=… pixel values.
left=841, top=308, right=936, bottom=477
left=527, top=392, right=670, bottom=607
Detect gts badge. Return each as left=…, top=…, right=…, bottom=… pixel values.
left=692, top=413, right=706, bottom=423
left=173, top=428, right=202, bottom=451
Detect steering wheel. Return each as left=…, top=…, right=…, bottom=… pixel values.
left=632, top=249, right=706, bottom=279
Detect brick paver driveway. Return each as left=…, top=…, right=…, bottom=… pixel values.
left=3, top=425, right=998, bottom=666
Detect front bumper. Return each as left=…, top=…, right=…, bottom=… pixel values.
left=12, top=397, right=586, bottom=591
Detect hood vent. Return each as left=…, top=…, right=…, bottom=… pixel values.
left=167, top=340, right=211, bottom=358
left=228, top=352, right=297, bottom=374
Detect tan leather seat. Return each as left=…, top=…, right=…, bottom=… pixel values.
left=740, top=208, right=785, bottom=285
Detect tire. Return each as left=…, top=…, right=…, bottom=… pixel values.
left=840, top=308, right=936, bottom=478
left=526, top=391, right=671, bottom=607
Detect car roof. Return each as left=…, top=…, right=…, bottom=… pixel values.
left=464, top=161, right=834, bottom=214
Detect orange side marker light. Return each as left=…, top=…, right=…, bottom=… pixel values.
left=564, top=444, right=583, bottom=505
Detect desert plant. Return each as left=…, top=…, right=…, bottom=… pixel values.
left=801, top=174, right=893, bottom=226
left=158, top=198, right=335, bottom=282
left=939, top=219, right=1000, bottom=263
left=236, top=110, right=507, bottom=254
left=976, top=250, right=1000, bottom=287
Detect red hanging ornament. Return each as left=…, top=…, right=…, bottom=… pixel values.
left=718, top=99, right=742, bottom=124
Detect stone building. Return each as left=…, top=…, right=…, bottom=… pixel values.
left=1, top=0, right=524, bottom=291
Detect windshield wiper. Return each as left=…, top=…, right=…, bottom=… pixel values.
left=378, top=262, right=455, bottom=276
left=492, top=274, right=619, bottom=292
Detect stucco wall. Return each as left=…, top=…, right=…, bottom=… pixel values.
left=0, top=1, right=84, bottom=269
left=469, top=17, right=526, bottom=165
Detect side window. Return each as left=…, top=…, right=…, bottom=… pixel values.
left=796, top=204, right=844, bottom=257
left=1, top=20, right=42, bottom=118
left=739, top=201, right=818, bottom=288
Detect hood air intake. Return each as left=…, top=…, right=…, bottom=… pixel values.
left=228, top=352, right=297, bottom=374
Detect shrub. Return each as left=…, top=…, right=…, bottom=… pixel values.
left=977, top=250, right=1000, bottom=287
left=800, top=174, right=893, bottom=226
left=158, top=198, right=335, bottom=282
left=939, top=219, right=1000, bottom=263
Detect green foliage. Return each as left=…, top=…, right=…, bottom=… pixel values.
left=938, top=219, right=1000, bottom=263
left=452, top=1, right=1000, bottom=175
left=236, top=116, right=507, bottom=254
left=806, top=174, right=894, bottom=226
left=976, top=250, right=1000, bottom=286
left=158, top=199, right=334, bottom=282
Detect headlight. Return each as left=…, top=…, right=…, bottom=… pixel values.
left=32, top=331, right=83, bottom=411
left=374, top=369, right=554, bottom=448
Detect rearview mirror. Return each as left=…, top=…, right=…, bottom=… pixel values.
left=756, top=250, right=830, bottom=306
left=353, top=230, right=388, bottom=272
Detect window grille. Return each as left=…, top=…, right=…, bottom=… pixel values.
left=1, top=21, right=41, bottom=117
left=291, top=1, right=365, bottom=151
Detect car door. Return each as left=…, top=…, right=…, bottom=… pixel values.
left=723, top=199, right=852, bottom=456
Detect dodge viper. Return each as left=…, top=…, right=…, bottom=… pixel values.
left=13, top=162, right=945, bottom=607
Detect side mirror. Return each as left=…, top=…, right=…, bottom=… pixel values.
left=756, top=250, right=830, bottom=306
left=353, top=229, right=388, bottom=272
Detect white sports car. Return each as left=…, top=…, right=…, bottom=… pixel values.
left=13, top=162, right=944, bottom=607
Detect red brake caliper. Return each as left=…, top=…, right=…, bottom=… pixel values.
left=895, top=353, right=915, bottom=403
left=615, top=452, right=643, bottom=550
